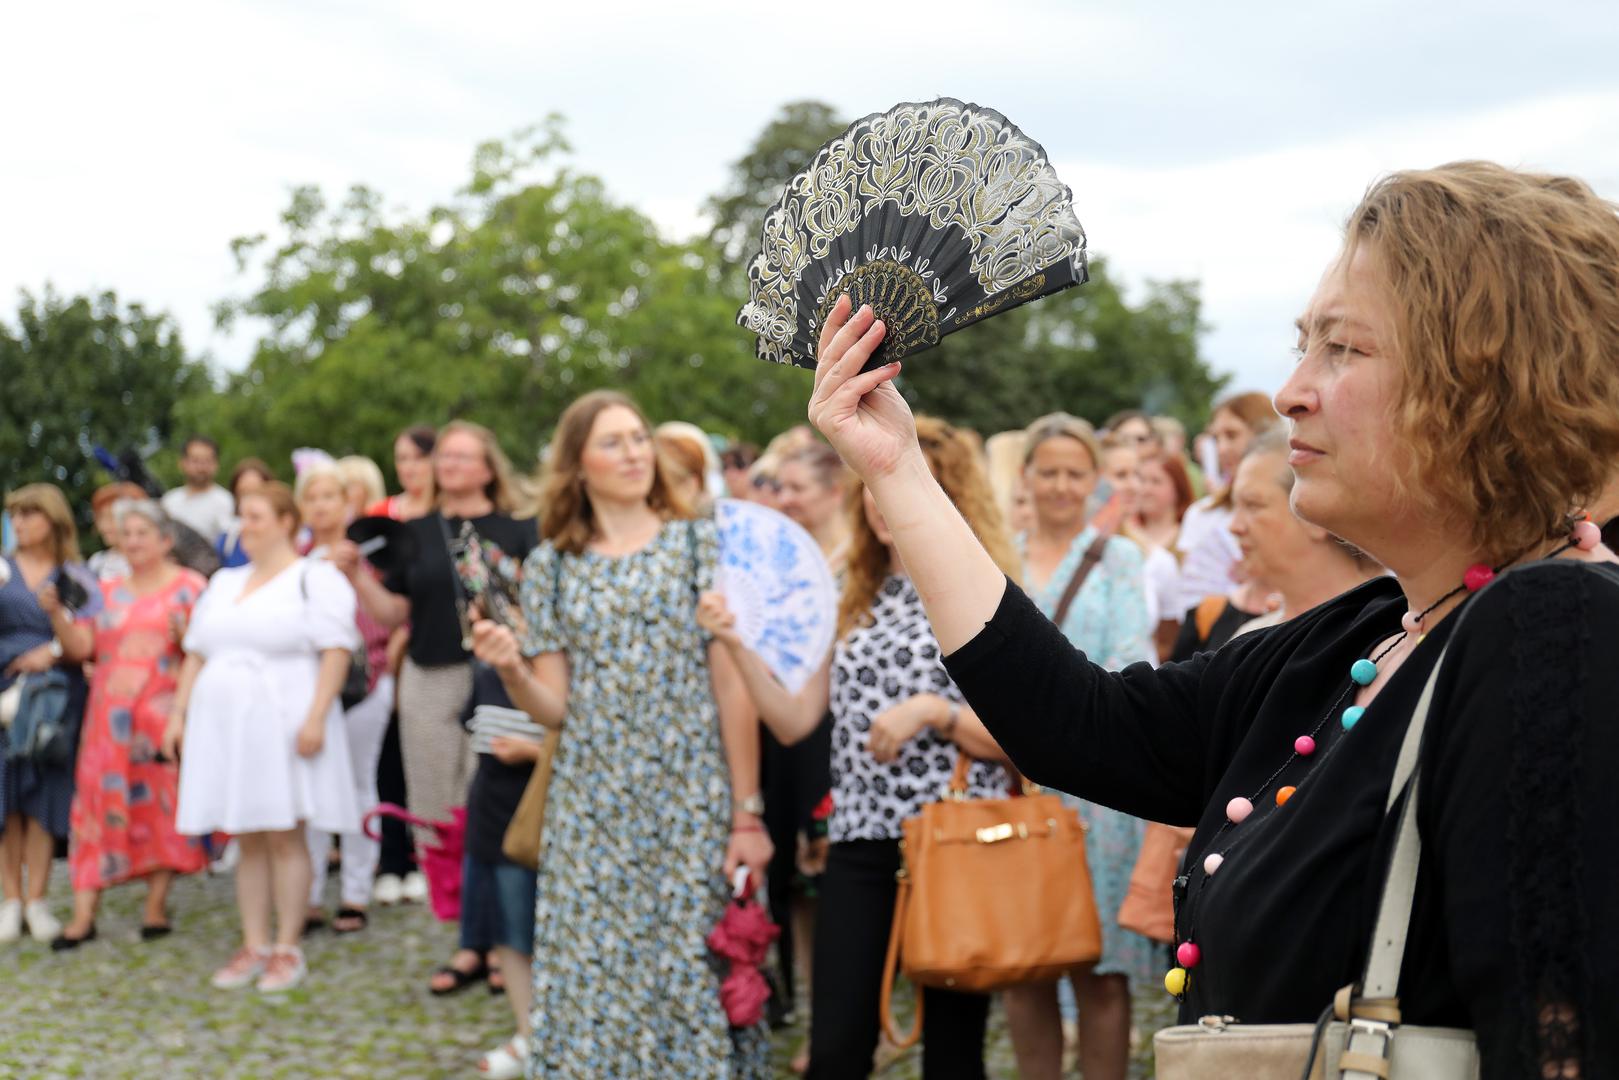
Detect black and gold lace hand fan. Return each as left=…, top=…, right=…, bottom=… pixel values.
left=738, top=98, right=1088, bottom=370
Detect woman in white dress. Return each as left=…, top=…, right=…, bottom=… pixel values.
left=162, top=482, right=360, bottom=993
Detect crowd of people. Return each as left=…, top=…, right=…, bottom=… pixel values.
left=2, top=161, right=1617, bottom=1080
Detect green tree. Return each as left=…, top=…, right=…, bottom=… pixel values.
left=896, top=259, right=1225, bottom=435
left=705, top=100, right=848, bottom=265
left=193, top=119, right=809, bottom=480
left=0, top=288, right=210, bottom=536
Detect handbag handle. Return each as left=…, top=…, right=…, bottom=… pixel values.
left=879, top=856, right=924, bottom=1049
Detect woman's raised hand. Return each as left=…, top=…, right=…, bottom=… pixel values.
left=807, top=296, right=922, bottom=486
left=696, top=591, right=742, bottom=649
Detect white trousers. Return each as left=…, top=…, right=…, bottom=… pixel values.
left=306, top=675, right=394, bottom=908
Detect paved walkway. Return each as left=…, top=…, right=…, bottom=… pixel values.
left=0, top=864, right=1172, bottom=1078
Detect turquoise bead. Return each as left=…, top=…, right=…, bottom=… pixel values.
left=1342, top=705, right=1366, bottom=731
left=1350, top=659, right=1378, bottom=686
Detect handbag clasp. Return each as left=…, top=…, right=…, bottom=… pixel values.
left=976, top=822, right=1027, bottom=843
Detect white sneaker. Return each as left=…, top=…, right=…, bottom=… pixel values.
left=477, top=1035, right=529, bottom=1079
left=211, top=945, right=271, bottom=989
left=373, top=873, right=403, bottom=906
left=256, top=945, right=307, bottom=993
left=24, top=901, right=61, bottom=943
left=0, top=900, right=21, bottom=943
left=401, top=871, right=429, bottom=904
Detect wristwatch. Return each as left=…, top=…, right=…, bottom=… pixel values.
left=47, top=638, right=63, bottom=660
left=734, top=792, right=766, bottom=817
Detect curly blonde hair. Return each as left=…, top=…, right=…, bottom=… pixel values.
left=1341, top=162, right=1619, bottom=558
left=837, top=416, right=1020, bottom=639
left=538, top=391, right=695, bottom=555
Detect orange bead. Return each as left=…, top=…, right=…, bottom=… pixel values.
left=1276, top=786, right=1297, bottom=807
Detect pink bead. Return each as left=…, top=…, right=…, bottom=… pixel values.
left=1203, top=853, right=1224, bottom=875
left=1573, top=520, right=1601, bottom=551
left=1463, top=564, right=1495, bottom=592
left=1401, top=610, right=1422, bottom=634
left=1294, top=735, right=1316, bottom=756
left=1177, top=941, right=1202, bottom=969
left=1226, top=796, right=1253, bottom=824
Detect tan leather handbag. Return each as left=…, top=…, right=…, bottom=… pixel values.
left=1153, top=646, right=1479, bottom=1079
left=878, top=755, right=1102, bottom=1048
left=1116, top=822, right=1196, bottom=943
left=500, top=728, right=559, bottom=870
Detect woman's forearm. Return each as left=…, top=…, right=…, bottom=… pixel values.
left=306, top=648, right=350, bottom=721
left=497, top=653, right=568, bottom=730
left=711, top=643, right=761, bottom=810
left=943, top=701, right=1009, bottom=764
left=354, top=572, right=410, bottom=630
left=171, top=653, right=204, bottom=719
left=50, top=609, right=93, bottom=663
left=867, top=451, right=1009, bottom=654
left=720, top=641, right=827, bottom=745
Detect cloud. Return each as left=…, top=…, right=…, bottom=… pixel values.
left=3, top=0, right=1617, bottom=419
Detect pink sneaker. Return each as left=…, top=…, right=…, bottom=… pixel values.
left=211, top=946, right=270, bottom=989
left=256, top=945, right=307, bottom=993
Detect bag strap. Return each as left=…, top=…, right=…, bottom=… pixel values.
left=438, top=514, right=474, bottom=649
left=879, top=858, right=924, bottom=1049
left=1361, top=642, right=1448, bottom=997
left=1051, top=534, right=1109, bottom=628
left=1331, top=643, right=1451, bottom=1080
left=1194, top=595, right=1228, bottom=642
left=687, top=518, right=701, bottom=602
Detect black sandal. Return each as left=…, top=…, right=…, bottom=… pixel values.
left=50, top=926, right=97, bottom=952
left=140, top=923, right=173, bottom=941
left=332, top=907, right=368, bottom=934
left=428, top=955, right=488, bottom=996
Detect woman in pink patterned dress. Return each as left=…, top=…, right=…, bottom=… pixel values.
left=48, top=499, right=208, bottom=946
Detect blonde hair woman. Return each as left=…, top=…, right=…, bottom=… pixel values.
left=807, top=162, right=1619, bottom=1077
left=699, top=416, right=1018, bottom=1078
left=295, top=464, right=395, bottom=934
left=470, top=389, right=772, bottom=1077
left=0, top=484, right=97, bottom=945
left=333, top=456, right=387, bottom=519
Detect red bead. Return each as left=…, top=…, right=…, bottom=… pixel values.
left=1177, top=941, right=1202, bottom=969
left=1463, top=564, right=1494, bottom=592
left=1572, top=520, right=1601, bottom=552
left=1276, top=786, right=1297, bottom=807
left=1294, top=735, right=1316, bottom=756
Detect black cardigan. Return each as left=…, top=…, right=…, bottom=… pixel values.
left=943, top=559, right=1618, bottom=1080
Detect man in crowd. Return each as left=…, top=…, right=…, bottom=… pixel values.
left=160, top=436, right=235, bottom=544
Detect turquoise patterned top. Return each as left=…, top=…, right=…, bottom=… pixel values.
left=1019, top=527, right=1161, bottom=983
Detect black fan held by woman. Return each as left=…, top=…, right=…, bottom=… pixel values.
left=738, top=98, right=1088, bottom=370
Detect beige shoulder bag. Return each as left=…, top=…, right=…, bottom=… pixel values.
left=1154, top=644, right=1480, bottom=1080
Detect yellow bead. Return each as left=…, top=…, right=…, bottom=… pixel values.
left=1164, top=967, right=1188, bottom=997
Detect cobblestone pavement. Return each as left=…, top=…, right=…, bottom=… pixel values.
left=0, top=865, right=1174, bottom=1078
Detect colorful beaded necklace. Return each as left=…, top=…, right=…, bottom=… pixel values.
left=1162, top=516, right=1604, bottom=1001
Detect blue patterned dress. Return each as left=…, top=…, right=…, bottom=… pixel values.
left=518, top=518, right=769, bottom=1079
left=1018, top=529, right=1160, bottom=985
left=0, top=557, right=96, bottom=837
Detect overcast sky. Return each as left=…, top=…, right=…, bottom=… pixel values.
left=6, top=0, right=1618, bottom=405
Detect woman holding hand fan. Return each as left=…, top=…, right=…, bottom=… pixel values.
left=698, top=416, right=1016, bottom=1080
left=469, top=389, right=772, bottom=1079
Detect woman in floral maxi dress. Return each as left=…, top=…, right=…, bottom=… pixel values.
left=470, top=390, right=771, bottom=1079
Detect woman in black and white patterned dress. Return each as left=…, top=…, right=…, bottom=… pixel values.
left=701, top=417, right=1022, bottom=1080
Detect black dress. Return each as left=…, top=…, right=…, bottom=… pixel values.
left=942, top=559, right=1619, bottom=1080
